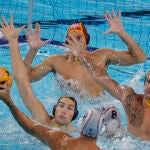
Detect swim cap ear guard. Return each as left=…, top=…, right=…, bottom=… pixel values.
left=86, top=33, right=90, bottom=45
left=146, top=99, right=150, bottom=108
left=52, top=97, right=78, bottom=121
left=81, top=105, right=121, bottom=138
left=144, top=71, right=150, bottom=85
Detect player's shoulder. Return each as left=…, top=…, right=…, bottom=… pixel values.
left=93, top=48, right=114, bottom=54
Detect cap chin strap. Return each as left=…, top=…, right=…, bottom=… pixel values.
left=74, top=57, right=80, bottom=64
left=146, top=99, right=150, bottom=108
left=50, top=118, right=63, bottom=128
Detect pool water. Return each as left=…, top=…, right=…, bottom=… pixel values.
left=0, top=43, right=149, bottom=150
left=0, top=0, right=150, bottom=149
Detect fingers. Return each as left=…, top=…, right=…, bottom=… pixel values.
left=70, top=35, right=78, bottom=42
left=29, top=24, right=33, bottom=34
left=112, top=9, right=116, bottom=18
left=79, top=36, right=84, bottom=43
left=24, top=24, right=35, bottom=38
left=44, top=40, right=50, bottom=44
left=78, top=37, right=85, bottom=50
left=62, top=43, right=73, bottom=54
left=103, top=29, right=111, bottom=35
left=65, top=37, right=72, bottom=45
left=5, top=81, right=11, bottom=91
left=105, top=9, right=121, bottom=21
left=1, top=15, right=8, bottom=26
left=112, top=9, right=122, bottom=18
left=29, top=24, right=36, bottom=34
left=105, top=12, right=111, bottom=25
left=118, top=11, right=122, bottom=18
left=63, top=42, right=71, bottom=48
left=36, top=22, right=40, bottom=34
left=0, top=21, right=5, bottom=28
left=18, top=25, right=26, bottom=33
left=10, top=14, right=14, bottom=26
left=65, top=34, right=78, bottom=45
left=24, top=28, right=29, bottom=38
left=0, top=15, right=14, bottom=28
left=105, top=11, right=112, bottom=21
left=28, top=23, right=41, bottom=35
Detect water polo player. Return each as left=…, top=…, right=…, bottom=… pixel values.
left=0, top=66, right=78, bottom=132
left=23, top=9, right=146, bottom=98
left=53, top=96, right=78, bottom=121
left=50, top=96, right=79, bottom=130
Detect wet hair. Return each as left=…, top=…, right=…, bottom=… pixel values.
left=52, top=96, right=78, bottom=121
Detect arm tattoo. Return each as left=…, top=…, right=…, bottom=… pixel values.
left=79, top=53, right=145, bottom=127
left=124, top=87, right=144, bottom=127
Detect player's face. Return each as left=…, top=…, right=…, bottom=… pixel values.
left=55, top=98, right=75, bottom=125
left=144, top=72, right=150, bottom=99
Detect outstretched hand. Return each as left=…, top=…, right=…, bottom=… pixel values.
left=0, top=14, right=25, bottom=41
left=104, top=9, right=124, bottom=34
left=25, top=23, right=50, bottom=51
left=63, top=35, right=85, bottom=57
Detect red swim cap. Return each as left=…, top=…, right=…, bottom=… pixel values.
left=67, top=23, right=90, bottom=47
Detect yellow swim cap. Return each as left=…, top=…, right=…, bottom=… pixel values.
left=146, top=99, right=150, bottom=108
left=0, top=66, right=13, bottom=89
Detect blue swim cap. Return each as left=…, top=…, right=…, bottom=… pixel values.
left=81, top=105, right=121, bottom=138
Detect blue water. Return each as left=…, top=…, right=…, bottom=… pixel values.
left=0, top=0, right=150, bottom=150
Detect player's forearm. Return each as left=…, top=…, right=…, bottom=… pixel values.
left=78, top=52, right=123, bottom=100
left=24, top=49, right=38, bottom=72
left=117, top=30, right=146, bottom=62
left=2, top=95, right=36, bottom=134
left=9, top=40, right=29, bottom=82
left=8, top=40, right=35, bottom=103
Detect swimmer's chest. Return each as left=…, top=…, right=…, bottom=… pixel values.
left=54, top=62, right=89, bottom=79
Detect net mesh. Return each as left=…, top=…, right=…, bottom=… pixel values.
left=0, top=0, right=149, bottom=57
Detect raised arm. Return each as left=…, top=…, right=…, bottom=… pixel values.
left=24, top=23, right=50, bottom=81
left=65, top=32, right=134, bottom=104
left=103, top=9, right=146, bottom=65
left=79, top=57, right=132, bottom=103
left=0, top=15, right=50, bottom=123
left=0, top=88, right=71, bottom=149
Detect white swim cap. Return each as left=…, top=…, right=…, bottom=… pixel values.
left=81, top=105, right=121, bottom=138
left=81, top=108, right=104, bottom=138
left=102, top=105, right=121, bottom=137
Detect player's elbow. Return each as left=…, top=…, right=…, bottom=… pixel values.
left=137, top=54, right=147, bottom=63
